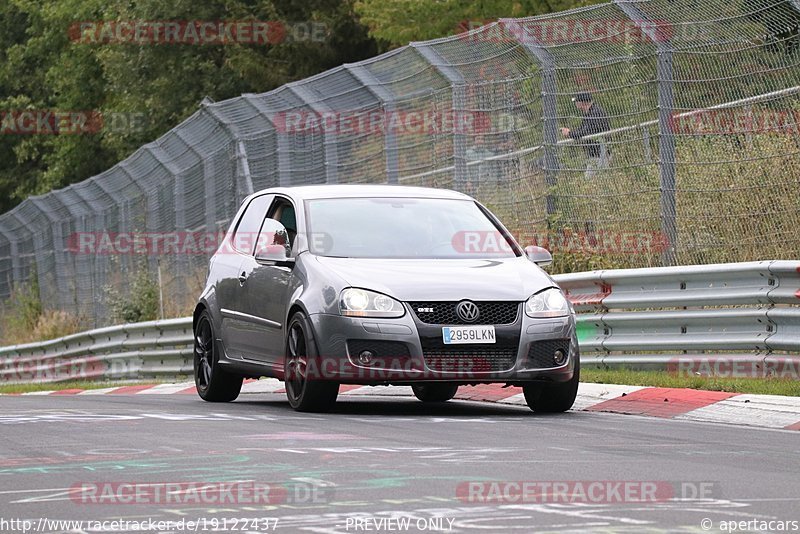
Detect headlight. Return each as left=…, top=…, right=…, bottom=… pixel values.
left=339, top=288, right=405, bottom=318
left=525, top=288, right=570, bottom=318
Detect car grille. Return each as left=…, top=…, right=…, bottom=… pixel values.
left=409, top=301, right=519, bottom=325
left=421, top=342, right=518, bottom=373
left=527, top=339, right=571, bottom=369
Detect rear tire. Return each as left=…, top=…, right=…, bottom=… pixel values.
left=523, top=355, right=580, bottom=413
left=194, top=310, right=243, bottom=402
left=412, top=383, right=459, bottom=403
left=284, top=312, right=339, bottom=412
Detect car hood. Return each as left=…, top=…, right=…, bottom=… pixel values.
left=314, top=256, right=556, bottom=301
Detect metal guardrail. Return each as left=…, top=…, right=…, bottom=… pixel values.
left=554, top=260, right=800, bottom=371
left=0, top=261, right=798, bottom=384
left=0, top=318, right=193, bottom=384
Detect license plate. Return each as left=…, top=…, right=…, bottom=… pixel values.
left=442, top=325, right=496, bottom=344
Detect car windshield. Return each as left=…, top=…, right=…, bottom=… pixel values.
left=305, top=197, right=518, bottom=259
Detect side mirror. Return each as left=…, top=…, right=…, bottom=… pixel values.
left=524, top=245, right=552, bottom=267
left=254, top=220, right=294, bottom=266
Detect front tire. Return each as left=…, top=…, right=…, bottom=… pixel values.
left=284, top=312, right=339, bottom=412
left=412, top=383, right=459, bottom=403
left=523, top=355, right=580, bottom=413
left=194, top=310, right=243, bottom=402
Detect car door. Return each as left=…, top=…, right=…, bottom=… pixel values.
left=218, top=194, right=273, bottom=360
left=240, top=196, right=297, bottom=365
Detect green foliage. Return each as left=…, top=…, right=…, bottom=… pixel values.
left=582, top=368, right=800, bottom=396
left=0, top=0, right=379, bottom=214
left=2, top=269, right=43, bottom=338
left=353, top=0, right=605, bottom=47
left=0, top=267, right=84, bottom=345
left=106, top=269, right=160, bottom=323
left=0, top=379, right=166, bottom=393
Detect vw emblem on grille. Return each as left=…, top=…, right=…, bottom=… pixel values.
left=456, top=300, right=480, bottom=323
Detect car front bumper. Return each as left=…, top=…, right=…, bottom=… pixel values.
left=307, top=304, right=578, bottom=385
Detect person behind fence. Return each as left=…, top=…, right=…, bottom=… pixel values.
left=560, top=92, right=611, bottom=179
left=465, top=134, right=499, bottom=192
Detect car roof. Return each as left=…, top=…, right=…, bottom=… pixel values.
left=252, top=184, right=473, bottom=202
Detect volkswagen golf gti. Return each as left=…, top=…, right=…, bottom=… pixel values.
left=193, top=185, right=579, bottom=412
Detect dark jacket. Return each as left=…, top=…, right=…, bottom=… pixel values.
left=569, top=103, right=611, bottom=158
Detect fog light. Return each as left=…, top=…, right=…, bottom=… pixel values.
left=553, top=349, right=567, bottom=366
left=358, top=350, right=374, bottom=365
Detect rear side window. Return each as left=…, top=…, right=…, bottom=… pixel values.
left=232, top=195, right=272, bottom=254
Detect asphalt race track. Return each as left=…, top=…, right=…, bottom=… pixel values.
left=0, top=392, right=798, bottom=533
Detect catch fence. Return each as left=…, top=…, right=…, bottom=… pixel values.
left=1, top=0, right=799, bottom=327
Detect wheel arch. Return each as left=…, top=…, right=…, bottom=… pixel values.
left=193, top=302, right=207, bottom=331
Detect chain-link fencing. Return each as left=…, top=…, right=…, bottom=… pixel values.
left=1, top=0, right=799, bottom=328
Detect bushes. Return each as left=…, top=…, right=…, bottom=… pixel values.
left=0, top=270, right=83, bottom=345
left=105, top=269, right=160, bottom=324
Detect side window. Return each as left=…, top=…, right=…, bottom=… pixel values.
left=232, top=195, right=272, bottom=255
left=265, top=198, right=297, bottom=249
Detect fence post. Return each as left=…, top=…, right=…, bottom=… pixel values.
left=115, top=162, right=149, bottom=295
left=0, top=224, right=21, bottom=291
left=16, top=213, right=48, bottom=312
left=500, top=19, right=560, bottom=217
left=200, top=103, right=254, bottom=201
left=70, top=186, right=109, bottom=324
left=144, top=145, right=191, bottom=307
left=410, top=42, right=468, bottom=191
left=242, top=95, right=292, bottom=187
left=235, top=141, right=255, bottom=196
left=29, top=198, right=71, bottom=310
left=203, top=157, right=218, bottom=235
left=0, top=225, right=17, bottom=299
left=614, top=0, right=677, bottom=266
left=287, top=83, right=339, bottom=184
left=345, top=64, right=400, bottom=184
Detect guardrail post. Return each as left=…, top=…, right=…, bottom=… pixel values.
left=345, top=64, right=401, bottom=184
left=614, top=1, right=677, bottom=266
left=410, top=42, right=468, bottom=191
left=500, top=19, right=560, bottom=217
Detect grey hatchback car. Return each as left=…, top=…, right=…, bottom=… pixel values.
left=193, top=185, right=579, bottom=412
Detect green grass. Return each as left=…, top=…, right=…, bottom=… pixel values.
left=582, top=368, right=800, bottom=397
left=0, top=379, right=173, bottom=395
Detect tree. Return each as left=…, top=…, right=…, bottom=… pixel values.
left=353, top=0, right=604, bottom=47
left=0, top=0, right=378, bottom=214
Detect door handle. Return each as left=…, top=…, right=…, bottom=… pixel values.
left=238, top=272, right=247, bottom=285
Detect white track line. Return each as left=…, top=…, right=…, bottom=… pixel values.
left=676, top=394, right=800, bottom=428
left=137, top=382, right=195, bottom=394
left=240, top=379, right=285, bottom=394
